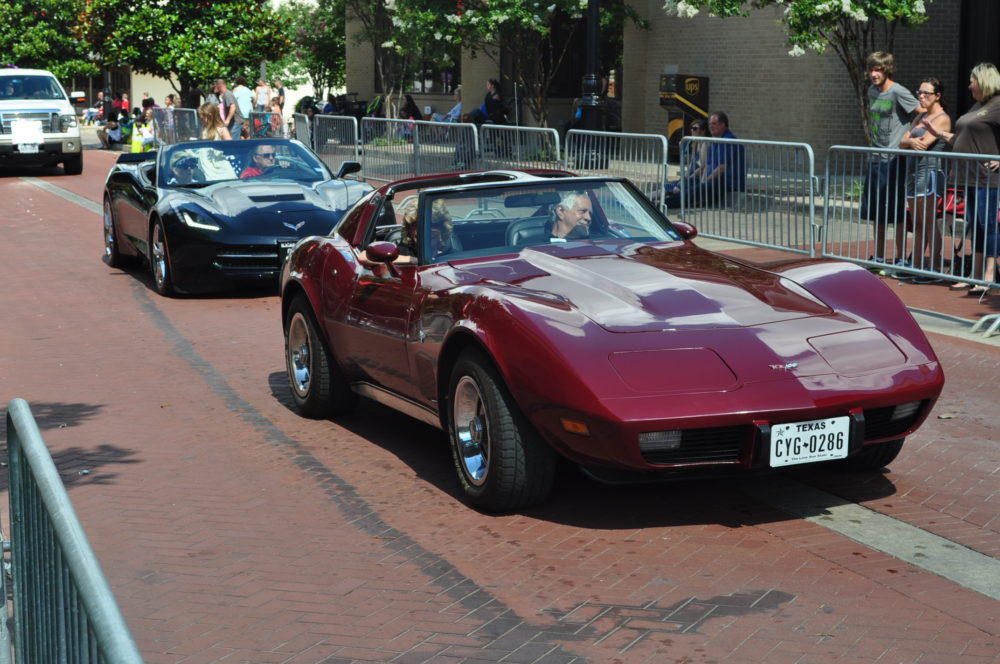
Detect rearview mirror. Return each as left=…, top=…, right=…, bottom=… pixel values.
left=69, top=91, right=86, bottom=105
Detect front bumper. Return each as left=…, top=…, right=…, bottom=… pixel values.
left=0, top=138, right=81, bottom=165
left=167, top=237, right=299, bottom=294
left=527, top=363, right=943, bottom=472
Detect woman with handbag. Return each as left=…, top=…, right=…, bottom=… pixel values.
left=924, top=63, right=1000, bottom=296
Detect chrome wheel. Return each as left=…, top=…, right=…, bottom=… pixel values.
left=447, top=350, right=557, bottom=510
left=150, top=220, right=172, bottom=295
left=453, top=375, right=490, bottom=487
left=286, top=311, right=312, bottom=398
left=283, top=294, right=356, bottom=418
left=103, top=198, right=122, bottom=267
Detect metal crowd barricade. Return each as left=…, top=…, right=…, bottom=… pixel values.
left=151, top=107, right=200, bottom=147
left=292, top=113, right=312, bottom=149
left=824, top=145, right=997, bottom=290
left=679, top=137, right=817, bottom=256
left=3, top=399, right=144, bottom=663
left=360, top=117, right=479, bottom=183
left=564, top=129, right=668, bottom=206
left=480, top=125, right=561, bottom=171
left=312, top=115, right=360, bottom=175
left=247, top=111, right=288, bottom=139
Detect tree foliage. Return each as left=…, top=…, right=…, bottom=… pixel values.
left=346, top=0, right=460, bottom=117
left=361, top=0, right=646, bottom=126
left=276, top=0, right=346, bottom=104
left=0, top=0, right=97, bottom=78
left=79, top=0, right=293, bottom=107
left=663, top=0, right=932, bottom=140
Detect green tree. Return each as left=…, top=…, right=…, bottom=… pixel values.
left=79, top=0, right=292, bottom=107
left=662, top=0, right=932, bottom=141
left=0, top=0, right=97, bottom=78
left=278, top=0, right=346, bottom=105
left=346, top=0, right=459, bottom=117
left=451, top=0, right=646, bottom=126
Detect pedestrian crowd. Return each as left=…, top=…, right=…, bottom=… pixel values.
left=857, top=52, right=999, bottom=297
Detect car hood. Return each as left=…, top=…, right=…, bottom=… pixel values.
left=169, top=179, right=366, bottom=235
left=205, top=180, right=360, bottom=215
left=455, top=242, right=834, bottom=332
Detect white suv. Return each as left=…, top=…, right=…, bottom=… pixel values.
left=0, top=68, right=83, bottom=174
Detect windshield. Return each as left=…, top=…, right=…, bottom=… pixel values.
left=160, top=140, right=329, bottom=188
left=0, top=75, right=65, bottom=101
left=415, top=180, right=683, bottom=263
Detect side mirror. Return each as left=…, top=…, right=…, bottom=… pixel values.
left=671, top=221, right=698, bottom=240
left=69, top=91, right=86, bottom=105
left=364, top=241, right=400, bottom=263
left=336, top=161, right=362, bottom=179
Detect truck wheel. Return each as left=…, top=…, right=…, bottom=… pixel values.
left=63, top=153, right=83, bottom=175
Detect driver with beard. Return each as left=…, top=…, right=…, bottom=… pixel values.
left=547, top=191, right=593, bottom=241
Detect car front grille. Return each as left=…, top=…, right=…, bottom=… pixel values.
left=640, top=426, right=747, bottom=465
left=213, top=246, right=281, bottom=272
left=1, top=111, right=57, bottom=133
left=862, top=402, right=925, bottom=441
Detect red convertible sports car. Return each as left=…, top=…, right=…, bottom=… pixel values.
left=280, top=170, right=944, bottom=510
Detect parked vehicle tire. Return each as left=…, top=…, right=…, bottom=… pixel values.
left=285, top=294, right=357, bottom=418
left=63, top=153, right=83, bottom=175
left=448, top=349, right=556, bottom=511
left=103, top=197, right=123, bottom=268
left=841, top=438, right=904, bottom=471
left=150, top=218, right=175, bottom=296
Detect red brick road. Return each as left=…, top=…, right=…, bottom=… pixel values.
left=0, top=152, right=997, bottom=663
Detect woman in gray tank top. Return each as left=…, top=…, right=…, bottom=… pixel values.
left=899, top=77, right=951, bottom=282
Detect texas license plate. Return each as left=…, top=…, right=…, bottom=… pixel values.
left=770, top=416, right=849, bottom=467
left=11, top=119, right=43, bottom=152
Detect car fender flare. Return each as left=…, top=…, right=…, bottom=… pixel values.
left=775, top=259, right=924, bottom=330
left=436, top=290, right=597, bottom=429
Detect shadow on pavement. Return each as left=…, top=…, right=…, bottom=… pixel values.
left=265, top=370, right=900, bottom=528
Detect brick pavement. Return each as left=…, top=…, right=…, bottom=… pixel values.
left=0, top=152, right=997, bottom=662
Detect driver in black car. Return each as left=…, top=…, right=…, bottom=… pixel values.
left=547, top=191, right=592, bottom=241
left=168, top=153, right=201, bottom=185
left=239, top=144, right=280, bottom=179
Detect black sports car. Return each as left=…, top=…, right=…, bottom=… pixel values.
left=102, top=138, right=371, bottom=295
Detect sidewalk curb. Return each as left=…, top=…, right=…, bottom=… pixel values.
left=908, top=307, right=999, bottom=346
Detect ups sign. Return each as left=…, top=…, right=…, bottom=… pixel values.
left=659, top=74, right=709, bottom=117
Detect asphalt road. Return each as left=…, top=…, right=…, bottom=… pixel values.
left=1, top=150, right=998, bottom=663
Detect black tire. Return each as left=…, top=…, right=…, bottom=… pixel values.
left=447, top=349, right=556, bottom=511
left=150, top=218, right=175, bottom=296
left=284, top=294, right=357, bottom=418
left=840, top=438, right=904, bottom=471
left=63, top=153, right=83, bottom=175
left=103, top=197, right=123, bottom=268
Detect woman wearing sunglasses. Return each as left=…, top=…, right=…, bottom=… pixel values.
left=898, top=78, right=951, bottom=283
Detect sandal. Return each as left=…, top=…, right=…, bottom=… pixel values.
left=967, top=285, right=997, bottom=296
left=949, top=282, right=972, bottom=291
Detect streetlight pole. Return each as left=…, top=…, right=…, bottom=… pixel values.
left=579, top=0, right=602, bottom=131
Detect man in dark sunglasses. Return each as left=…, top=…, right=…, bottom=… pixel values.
left=240, top=145, right=279, bottom=179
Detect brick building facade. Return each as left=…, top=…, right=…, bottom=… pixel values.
left=346, top=0, right=986, bottom=161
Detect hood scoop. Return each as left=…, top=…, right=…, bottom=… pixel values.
left=248, top=193, right=306, bottom=202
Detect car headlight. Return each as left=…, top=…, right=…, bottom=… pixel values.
left=170, top=201, right=220, bottom=231
left=59, top=114, right=78, bottom=131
